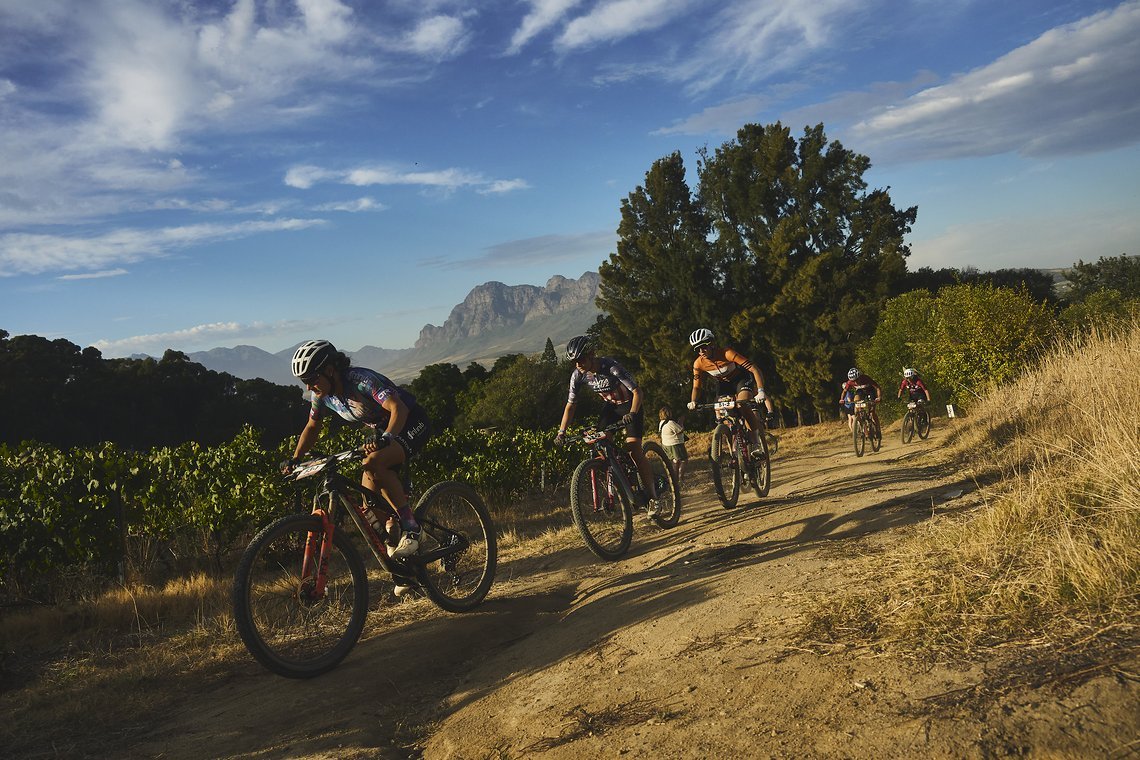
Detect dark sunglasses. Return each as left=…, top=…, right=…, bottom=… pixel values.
left=300, top=371, right=321, bottom=384
left=694, top=343, right=712, bottom=352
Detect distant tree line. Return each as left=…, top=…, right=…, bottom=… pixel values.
left=0, top=331, right=308, bottom=450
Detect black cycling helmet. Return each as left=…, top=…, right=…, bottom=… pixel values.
left=565, top=335, right=593, bottom=361
left=292, top=339, right=336, bottom=379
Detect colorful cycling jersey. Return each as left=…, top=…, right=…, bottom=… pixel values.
left=841, top=375, right=880, bottom=398
left=309, top=366, right=418, bottom=430
left=567, top=357, right=638, bottom=406
left=899, top=377, right=929, bottom=399
left=692, top=347, right=753, bottom=389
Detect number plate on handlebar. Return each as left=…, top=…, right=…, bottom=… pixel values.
left=582, top=430, right=608, bottom=444
left=292, top=459, right=328, bottom=480
left=854, top=401, right=868, bottom=409
left=907, top=401, right=917, bottom=409
left=713, top=400, right=736, bottom=410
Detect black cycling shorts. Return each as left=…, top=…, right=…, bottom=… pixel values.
left=390, top=403, right=432, bottom=459
left=717, top=373, right=756, bottom=398
left=599, top=402, right=644, bottom=439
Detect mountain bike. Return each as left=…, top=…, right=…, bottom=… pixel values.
left=901, top=398, right=932, bottom=443
left=698, top=397, right=771, bottom=509
left=232, top=447, right=497, bottom=679
left=568, top=422, right=680, bottom=561
left=851, top=397, right=882, bottom=457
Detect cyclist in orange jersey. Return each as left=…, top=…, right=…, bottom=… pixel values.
left=685, top=328, right=776, bottom=456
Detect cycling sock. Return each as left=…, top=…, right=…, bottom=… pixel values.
left=397, top=506, right=418, bottom=531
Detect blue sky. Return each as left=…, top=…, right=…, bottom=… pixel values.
left=2, top=0, right=1137, bottom=358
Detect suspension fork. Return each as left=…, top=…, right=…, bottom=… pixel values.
left=300, top=492, right=337, bottom=599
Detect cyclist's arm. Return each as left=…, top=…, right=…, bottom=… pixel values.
left=630, top=386, right=643, bottom=415
left=557, top=401, right=576, bottom=435
left=292, top=416, right=323, bottom=461
left=690, top=362, right=703, bottom=405
left=380, top=393, right=407, bottom=437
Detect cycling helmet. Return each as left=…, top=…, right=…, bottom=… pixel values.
left=565, top=335, right=593, bottom=361
left=847, top=367, right=860, bottom=380
left=689, top=328, right=714, bottom=348
left=292, top=339, right=335, bottom=379
left=903, top=368, right=917, bottom=379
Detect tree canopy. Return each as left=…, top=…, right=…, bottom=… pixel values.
left=597, top=122, right=916, bottom=419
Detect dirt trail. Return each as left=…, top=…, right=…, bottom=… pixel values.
left=129, top=425, right=1138, bottom=759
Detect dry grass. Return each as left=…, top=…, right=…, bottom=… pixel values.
left=808, top=322, right=1140, bottom=652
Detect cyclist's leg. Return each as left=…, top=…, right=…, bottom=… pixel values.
left=734, top=378, right=761, bottom=449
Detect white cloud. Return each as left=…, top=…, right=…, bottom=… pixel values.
left=508, top=0, right=583, bottom=55
left=287, top=163, right=528, bottom=194
left=653, top=95, right=768, bottom=136
left=555, top=0, right=688, bottom=52
left=850, top=1, right=1140, bottom=161
left=421, top=230, right=614, bottom=269
left=0, top=218, right=324, bottom=277
left=58, top=268, right=129, bottom=281
left=400, top=15, right=470, bottom=58
left=313, top=197, right=387, bottom=212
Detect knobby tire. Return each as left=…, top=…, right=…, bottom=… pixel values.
left=749, top=431, right=771, bottom=499
left=902, top=412, right=915, bottom=444
left=642, top=441, right=681, bottom=528
left=413, top=481, right=497, bottom=612
left=853, top=417, right=866, bottom=457
left=917, top=410, right=931, bottom=439
left=232, top=514, right=369, bottom=679
left=709, top=422, right=740, bottom=509
left=569, top=458, right=633, bottom=560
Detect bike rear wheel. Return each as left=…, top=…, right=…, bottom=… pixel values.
left=570, top=458, right=633, bottom=560
left=917, top=409, right=931, bottom=439
left=902, top=412, right=915, bottom=443
left=233, top=514, right=368, bottom=679
left=642, top=441, right=681, bottom=528
left=709, top=422, right=740, bottom=509
left=853, top=417, right=866, bottom=457
left=870, top=416, right=882, bottom=452
left=413, top=481, right=497, bottom=612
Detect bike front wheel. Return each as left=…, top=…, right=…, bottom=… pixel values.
left=709, top=422, right=740, bottom=509
left=870, top=417, right=882, bottom=452
left=748, top=434, right=771, bottom=499
left=643, top=441, right=680, bottom=528
left=232, top=514, right=369, bottom=679
left=414, top=481, right=497, bottom=612
left=917, top=410, right=931, bottom=439
left=570, top=458, right=633, bottom=560
left=902, top=412, right=915, bottom=444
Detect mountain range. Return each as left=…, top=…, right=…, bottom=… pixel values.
left=189, top=272, right=602, bottom=387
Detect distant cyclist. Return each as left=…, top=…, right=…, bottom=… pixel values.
left=686, top=328, right=776, bottom=456
left=284, top=340, right=431, bottom=559
left=554, top=336, right=661, bottom=515
left=839, top=367, right=882, bottom=434
left=897, top=368, right=932, bottom=404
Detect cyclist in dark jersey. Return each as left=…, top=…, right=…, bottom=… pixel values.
left=554, top=336, right=661, bottom=514
left=284, top=340, right=431, bottom=560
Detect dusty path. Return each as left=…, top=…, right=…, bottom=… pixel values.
left=129, top=425, right=1137, bottom=759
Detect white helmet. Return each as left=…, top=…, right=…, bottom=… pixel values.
left=689, top=328, right=714, bottom=348
left=292, top=340, right=335, bottom=379
left=903, top=368, right=917, bottom=379
left=847, top=367, right=860, bottom=380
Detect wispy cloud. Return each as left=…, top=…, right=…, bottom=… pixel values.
left=508, top=0, right=582, bottom=55
left=58, top=269, right=129, bottom=281
left=420, top=230, right=614, bottom=269
left=653, top=95, right=769, bottom=136
left=285, top=163, right=529, bottom=195
left=312, top=197, right=387, bottom=212
left=0, top=218, right=324, bottom=277
left=92, top=318, right=318, bottom=357
left=850, top=1, right=1140, bottom=161
left=555, top=0, right=691, bottom=53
